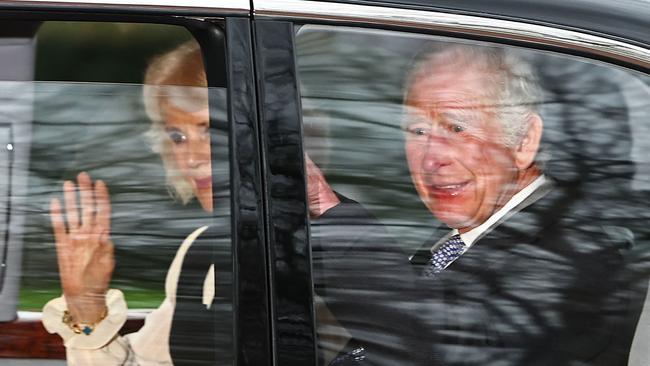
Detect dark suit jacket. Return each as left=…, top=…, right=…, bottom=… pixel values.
left=313, top=183, right=646, bottom=366
left=312, top=194, right=425, bottom=366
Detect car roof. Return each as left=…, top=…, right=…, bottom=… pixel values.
left=302, top=0, right=650, bottom=48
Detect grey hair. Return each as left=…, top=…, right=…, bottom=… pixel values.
left=142, top=40, right=207, bottom=204
left=405, top=43, right=542, bottom=147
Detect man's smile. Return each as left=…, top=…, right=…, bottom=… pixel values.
left=426, top=180, right=471, bottom=198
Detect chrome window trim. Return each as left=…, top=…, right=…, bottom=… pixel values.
left=254, top=0, right=650, bottom=69
left=1, top=0, right=249, bottom=14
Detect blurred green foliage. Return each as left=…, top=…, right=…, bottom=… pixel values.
left=36, top=22, right=192, bottom=83
left=20, top=285, right=164, bottom=311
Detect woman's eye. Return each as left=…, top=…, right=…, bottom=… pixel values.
left=412, top=127, right=428, bottom=136
left=167, top=131, right=187, bottom=144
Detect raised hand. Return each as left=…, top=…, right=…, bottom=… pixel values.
left=50, top=172, right=114, bottom=323
left=305, top=154, right=340, bottom=218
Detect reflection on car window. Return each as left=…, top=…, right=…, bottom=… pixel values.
left=0, top=21, right=233, bottom=364
left=297, top=25, right=650, bottom=366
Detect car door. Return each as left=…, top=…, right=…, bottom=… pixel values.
left=0, top=1, right=272, bottom=365
left=252, top=1, right=650, bottom=365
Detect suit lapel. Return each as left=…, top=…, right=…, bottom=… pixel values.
left=449, top=181, right=577, bottom=288
left=410, top=180, right=562, bottom=282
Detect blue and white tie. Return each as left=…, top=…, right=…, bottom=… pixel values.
left=425, top=234, right=467, bottom=277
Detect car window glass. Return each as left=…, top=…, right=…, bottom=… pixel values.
left=296, top=24, right=650, bottom=366
left=0, top=21, right=232, bottom=364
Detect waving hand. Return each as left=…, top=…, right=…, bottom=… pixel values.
left=50, top=172, right=114, bottom=323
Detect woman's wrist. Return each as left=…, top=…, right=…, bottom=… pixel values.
left=43, top=289, right=128, bottom=349
left=64, top=293, right=108, bottom=324
left=62, top=306, right=108, bottom=335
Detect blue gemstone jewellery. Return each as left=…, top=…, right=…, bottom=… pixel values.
left=62, top=307, right=108, bottom=335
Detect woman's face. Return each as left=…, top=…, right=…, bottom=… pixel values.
left=161, top=99, right=213, bottom=212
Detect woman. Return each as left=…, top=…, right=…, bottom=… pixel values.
left=42, top=39, right=339, bottom=366
left=42, top=40, right=225, bottom=366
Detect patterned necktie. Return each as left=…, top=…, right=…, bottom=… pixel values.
left=425, top=234, right=467, bottom=277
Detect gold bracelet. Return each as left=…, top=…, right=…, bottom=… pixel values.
left=62, top=307, right=108, bottom=336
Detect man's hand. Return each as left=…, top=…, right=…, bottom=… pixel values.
left=50, top=172, right=114, bottom=323
left=306, top=155, right=340, bottom=218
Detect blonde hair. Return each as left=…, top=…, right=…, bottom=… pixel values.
left=142, top=40, right=208, bottom=204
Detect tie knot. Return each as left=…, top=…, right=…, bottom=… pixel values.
left=426, top=234, right=467, bottom=276
left=444, top=234, right=464, bottom=247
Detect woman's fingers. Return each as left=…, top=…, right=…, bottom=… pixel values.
left=94, top=179, right=111, bottom=234
left=63, top=180, right=79, bottom=231
left=78, top=172, right=95, bottom=230
left=50, top=198, right=72, bottom=276
left=50, top=198, right=67, bottom=244
left=55, top=172, right=111, bottom=248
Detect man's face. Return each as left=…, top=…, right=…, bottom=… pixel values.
left=404, top=65, right=522, bottom=233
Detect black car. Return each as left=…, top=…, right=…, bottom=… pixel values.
left=0, top=0, right=649, bottom=365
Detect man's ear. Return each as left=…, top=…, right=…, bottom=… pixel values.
left=514, top=114, right=543, bottom=170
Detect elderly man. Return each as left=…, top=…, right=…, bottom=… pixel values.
left=311, top=43, right=638, bottom=366
left=403, top=45, right=543, bottom=245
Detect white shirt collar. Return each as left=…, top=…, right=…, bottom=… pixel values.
left=449, top=174, right=547, bottom=248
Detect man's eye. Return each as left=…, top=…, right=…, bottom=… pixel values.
left=451, top=124, right=465, bottom=133
left=167, top=131, right=187, bottom=144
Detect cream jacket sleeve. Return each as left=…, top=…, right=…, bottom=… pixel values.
left=41, top=226, right=214, bottom=366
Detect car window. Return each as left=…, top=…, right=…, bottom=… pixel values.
left=0, top=20, right=233, bottom=364
left=296, top=24, right=650, bottom=366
